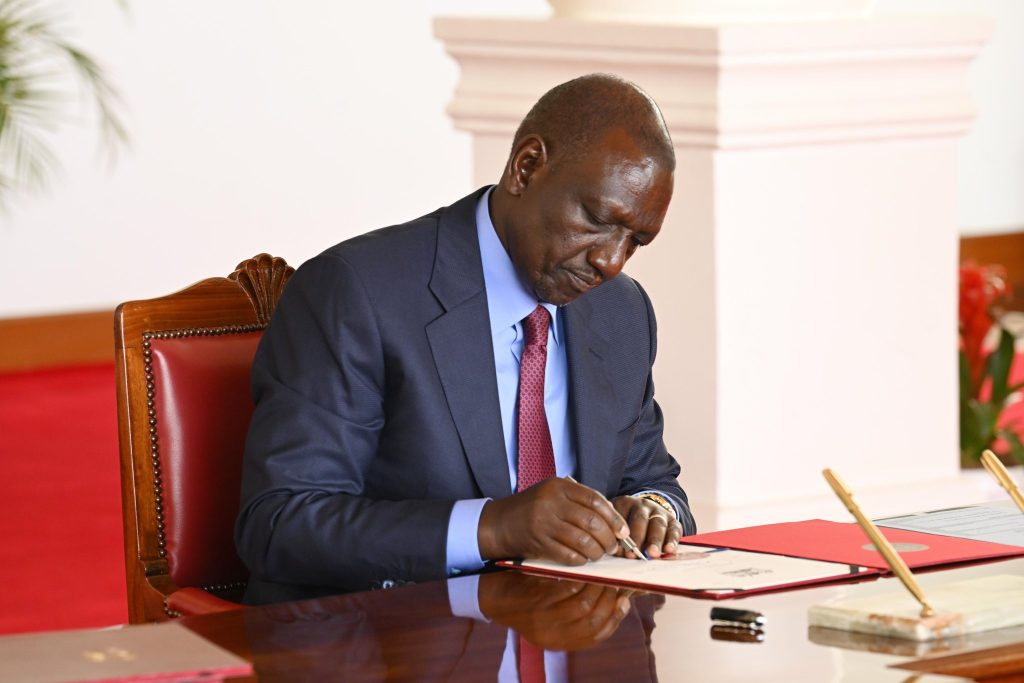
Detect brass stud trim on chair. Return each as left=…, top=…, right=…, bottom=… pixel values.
left=162, top=598, right=182, bottom=619
left=141, top=324, right=265, bottom=559
left=202, top=580, right=248, bottom=594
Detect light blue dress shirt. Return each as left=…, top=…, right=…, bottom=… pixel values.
left=445, top=188, right=576, bottom=574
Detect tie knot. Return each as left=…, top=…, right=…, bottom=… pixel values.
left=522, top=306, right=550, bottom=348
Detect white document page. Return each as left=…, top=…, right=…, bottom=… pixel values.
left=515, top=544, right=870, bottom=594
left=877, top=501, right=1024, bottom=548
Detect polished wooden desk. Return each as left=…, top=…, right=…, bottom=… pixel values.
left=182, top=559, right=1024, bottom=683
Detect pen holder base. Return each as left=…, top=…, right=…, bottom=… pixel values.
left=808, top=575, right=1024, bottom=641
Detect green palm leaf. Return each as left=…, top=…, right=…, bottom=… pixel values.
left=0, top=0, right=127, bottom=207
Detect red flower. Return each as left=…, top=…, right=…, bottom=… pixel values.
left=959, top=262, right=1011, bottom=394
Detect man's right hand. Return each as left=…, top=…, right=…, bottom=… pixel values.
left=477, top=478, right=630, bottom=565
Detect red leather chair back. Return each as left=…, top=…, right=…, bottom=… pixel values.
left=117, top=254, right=293, bottom=623
left=148, top=331, right=260, bottom=589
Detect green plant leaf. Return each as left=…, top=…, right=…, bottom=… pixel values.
left=998, top=429, right=1024, bottom=467
left=0, top=0, right=128, bottom=208
left=977, top=400, right=997, bottom=442
left=1004, top=380, right=1024, bottom=398
left=959, top=351, right=972, bottom=405
left=988, top=327, right=1016, bottom=405
left=961, top=395, right=980, bottom=449
left=962, top=399, right=999, bottom=462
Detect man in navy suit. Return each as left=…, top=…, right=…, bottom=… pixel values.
left=236, top=74, right=696, bottom=602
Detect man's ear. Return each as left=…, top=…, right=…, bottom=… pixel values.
left=501, top=135, right=547, bottom=197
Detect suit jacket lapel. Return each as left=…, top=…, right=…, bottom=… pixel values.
left=425, top=188, right=512, bottom=500
left=563, top=297, right=618, bottom=495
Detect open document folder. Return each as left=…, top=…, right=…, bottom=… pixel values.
left=682, top=519, right=1024, bottom=571
left=498, top=544, right=878, bottom=599
left=877, top=501, right=1024, bottom=548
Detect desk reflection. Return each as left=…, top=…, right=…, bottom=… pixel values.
left=220, top=571, right=664, bottom=682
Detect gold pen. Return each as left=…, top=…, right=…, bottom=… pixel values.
left=565, top=476, right=648, bottom=561
left=822, top=468, right=936, bottom=618
left=980, top=449, right=1024, bottom=514
left=618, top=533, right=650, bottom=562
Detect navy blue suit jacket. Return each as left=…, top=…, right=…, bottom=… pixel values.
left=236, top=187, right=695, bottom=600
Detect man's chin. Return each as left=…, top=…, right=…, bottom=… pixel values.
left=532, top=273, right=591, bottom=306
left=537, top=286, right=582, bottom=307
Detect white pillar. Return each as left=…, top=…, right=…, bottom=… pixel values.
left=435, top=13, right=992, bottom=530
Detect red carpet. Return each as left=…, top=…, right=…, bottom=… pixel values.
left=0, top=363, right=127, bottom=634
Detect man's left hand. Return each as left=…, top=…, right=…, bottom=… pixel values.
left=612, top=496, right=681, bottom=559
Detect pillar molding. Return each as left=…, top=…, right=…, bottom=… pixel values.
left=435, top=14, right=994, bottom=530
left=436, top=16, right=988, bottom=149
left=545, top=0, right=876, bottom=24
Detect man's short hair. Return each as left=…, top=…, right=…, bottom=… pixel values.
left=510, top=73, right=675, bottom=171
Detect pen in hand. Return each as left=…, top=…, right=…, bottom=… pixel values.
left=565, top=476, right=649, bottom=562
left=618, top=534, right=650, bottom=562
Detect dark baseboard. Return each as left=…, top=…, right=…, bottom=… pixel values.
left=0, top=310, right=114, bottom=373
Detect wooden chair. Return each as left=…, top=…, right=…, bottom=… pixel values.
left=115, top=254, right=294, bottom=623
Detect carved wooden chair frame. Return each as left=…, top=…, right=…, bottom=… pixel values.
left=115, top=254, right=293, bottom=623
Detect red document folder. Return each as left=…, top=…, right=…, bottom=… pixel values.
left=684, top=519, right=1024, bottom=571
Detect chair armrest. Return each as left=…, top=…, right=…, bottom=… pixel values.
left=166, top=587, right=245, bottom=617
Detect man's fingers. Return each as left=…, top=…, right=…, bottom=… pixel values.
left=621, top=501, right=665, bottom=558
left=562, top=479, right=630, bottom=538
left=587, top=594, right=632, bottom=643
left=563, top=586, right=631, bottom=645
left=624, top=503, right=650, bottom=554
left=663, top=518, right=683, bottom=554
left=538, top=536, right=594, bottom=566
left=557, top=504, right=621, bottom=555
left=616, top=496, right=677, bottom=559
left=536, top=480, right=623, bottom=557
left=641, top=514, right=670, bottom=558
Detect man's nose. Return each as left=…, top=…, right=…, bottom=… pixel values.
left=587, top=236, right=629, bottom=280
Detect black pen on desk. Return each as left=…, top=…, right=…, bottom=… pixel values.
left=564, top=476, right=648, bottom=561
left=710, top=607, right=766, bottom=628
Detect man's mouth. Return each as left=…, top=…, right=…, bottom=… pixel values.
left=566, top=270, right=598, bottom=292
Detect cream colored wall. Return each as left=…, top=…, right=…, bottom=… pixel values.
left=876, top=0, right=1024, bottom=235
left=0, top=1, right=547, bottom=317
left=0, top=0, right=1020, bottom=318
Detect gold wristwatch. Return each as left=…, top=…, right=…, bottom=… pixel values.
left=635, top=492, right=677, bottom=520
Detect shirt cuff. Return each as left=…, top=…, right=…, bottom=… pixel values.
left=447, top=573, right=487, bottom=621
left=445, top=498, right=489, bottom=576
left=632, top=489, right=681, bottom=521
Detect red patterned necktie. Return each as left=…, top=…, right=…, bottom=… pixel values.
left=518, top=634, right=546, bottom=683
left=516, top=305, right=555, bottom=492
